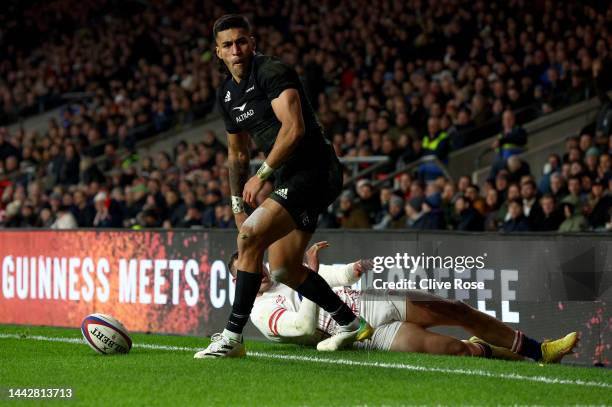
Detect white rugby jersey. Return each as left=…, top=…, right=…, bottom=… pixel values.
left=250, top=264, right=361, bottom=345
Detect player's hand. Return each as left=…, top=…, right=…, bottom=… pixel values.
left=352, top=259, right=373, bottom=279
left=234, top=212, right=247, bottom=229
left=305, top=241, right=329, bottom=272
left=243, top=175, right=264, bottom=207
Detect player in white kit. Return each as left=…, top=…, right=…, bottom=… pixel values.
left=227, top=242, right=578, bottom=362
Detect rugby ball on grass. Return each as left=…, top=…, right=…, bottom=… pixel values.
left=81, top=313, right=132, bottom=355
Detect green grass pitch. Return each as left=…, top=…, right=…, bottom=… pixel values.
left=0, top=325, right=610, bottom=406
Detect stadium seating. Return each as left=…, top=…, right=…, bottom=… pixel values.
left=0, top=0, right=610, bottom=232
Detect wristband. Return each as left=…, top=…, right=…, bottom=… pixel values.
left=256, top=161, right=274, bottom=180
left=231, top=196, right=244, bottom=214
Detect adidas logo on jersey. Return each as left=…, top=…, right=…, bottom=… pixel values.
left=224, top=91, right=231, bottom=102
left=246, top=85, right=255, bottom=93
left=275, top=188, right=288, bottom=199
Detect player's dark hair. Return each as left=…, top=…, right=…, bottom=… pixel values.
left=213, top=14, right=251, bottom=40
left=227, top=251, right=239, bottom=277
left=213, top=14, right=252, bottom=76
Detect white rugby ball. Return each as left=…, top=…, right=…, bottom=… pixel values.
left=81, top=313, right=132, bottom=355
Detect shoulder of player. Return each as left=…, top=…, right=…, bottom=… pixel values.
left=254, top=54, right=295, bottom=79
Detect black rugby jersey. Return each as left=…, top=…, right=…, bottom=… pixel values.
left=217, top=54, right=330, bottom=167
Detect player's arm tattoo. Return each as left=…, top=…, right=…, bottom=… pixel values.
left=228, top=153, right=249, bottom=195
left=227, top=132, right=250, bottom=196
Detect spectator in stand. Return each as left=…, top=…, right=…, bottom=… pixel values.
left=491, top=110, right=528, bottom=178
left=520, top=180, right=543, bottom=228
left=337, top=191, right=370, bottom=229
left=59, top=143, right=81, bottom=185
left=465, top=184, right=486, bottom=216
left=164, top=189, right=186, bottom=227
left=539, top=153, right=562, bottom=194
left=422, top=117, right=450, bottom=162
left=395, top=173, right=413, bottom=200
left=494, top=171, right=509, bottom=203
left=2, top=0, right=611, bottom=234
left=448, top=108, right=475, bottom=150
left=598, top=153, right=611, bottom=180
left=37, top=207, right=54, bottom=228
left=559, top=202, right=588, bottom=232
left=72, top=189, right=95, bottom=227
left=532, top=194, right=563, bottom=232
left=51, top=205, right=78, bottom=229
left=12, top=202, right=37, bottom=227
left=453, top=196, right=484, bottom=231
left=501, top=199, right=530, bottom=232
left=484, top=188, right=501, bottom=231
left=587, top=179, right=612, bottom=229
left=375, top=186, right=393, bottom=224
left=562, top=176, right=585, bottom=213
left=456, top=176, right=471, bottom=196
left=356, top=179, right=380, bottom=224
left=549, top=173, right=568, bottom=204
left=506, top=156, right=531, bottom=184
left=440, top=182, right=456, bottom=227
left=404, top=197, right=424, bottom=229
left=178, top=205, right=203, bottom=229
left=412, top=194, right=446, bottom=230
left=212, top=204, right=235, bottom=229
left=420, top=117, right=450, bottom=181
left=374, top=195, right=406, bottom=230
left=92, top=191, right=122, bottom=228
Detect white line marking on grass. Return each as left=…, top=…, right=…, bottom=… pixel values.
left=1, top=333, right=610, bottom=389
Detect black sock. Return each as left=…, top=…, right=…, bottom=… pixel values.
left=513, top=331, right=543, bottom=360
left=296, top=271, right=356, bottom=326
left=480, top=343, right=493, bottom=358
left=225, top=270, right=262, bottom=335
left=519, top=337, right=543, bottom=361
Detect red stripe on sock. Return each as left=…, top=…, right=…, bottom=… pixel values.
left=272, top=309, right=286, bottom=336
left=268, top=308, right=283, bottom=335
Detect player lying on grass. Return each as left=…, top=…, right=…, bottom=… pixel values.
left=226, top=241, right=578, bottom=363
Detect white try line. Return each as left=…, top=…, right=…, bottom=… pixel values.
left=1, top=333, right=610, bottom=389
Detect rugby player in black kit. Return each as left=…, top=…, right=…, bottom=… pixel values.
left=195, top=14, right=373, bottom=358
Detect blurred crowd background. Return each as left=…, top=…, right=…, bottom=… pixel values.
left=0, top=0, right=610, bottom=232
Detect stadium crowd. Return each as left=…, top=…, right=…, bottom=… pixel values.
left=0, top=0, right=611, bottom=232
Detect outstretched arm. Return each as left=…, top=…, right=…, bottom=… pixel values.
left=305, top=241, right=370, bottom=287
left=318, top=263, right=360, bottom=287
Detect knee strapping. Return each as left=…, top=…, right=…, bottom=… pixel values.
left=242, top=207, right=268, bottom=230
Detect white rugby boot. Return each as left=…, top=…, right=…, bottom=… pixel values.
left=194, top=333, right=246, bottom=359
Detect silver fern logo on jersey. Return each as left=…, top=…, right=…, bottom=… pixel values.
left=224, top=91, right=231, bottom=102
left=232, top=103, right=248, bottom=112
